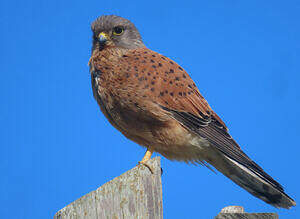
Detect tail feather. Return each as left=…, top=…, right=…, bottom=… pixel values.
left=206, top=149, right=296, bottom=209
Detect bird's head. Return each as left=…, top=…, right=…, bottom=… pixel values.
left=91, top=15, right=145, bottom=52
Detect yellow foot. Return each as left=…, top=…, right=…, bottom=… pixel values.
left=138, top=148, right=154, bottom=174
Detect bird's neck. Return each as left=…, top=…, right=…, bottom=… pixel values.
left=93, top=46, right=129, bottom=60
left=89, top=47, right=124, bottom=71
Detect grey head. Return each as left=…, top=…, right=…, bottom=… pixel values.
left=91, top=15, right=145, bottom=51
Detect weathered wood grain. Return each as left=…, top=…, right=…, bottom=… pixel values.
left=54, top=157, right=163, bottom=219
left=214, top=213, right=278, bottom=219
left=214, top=206, right=278, bottom=219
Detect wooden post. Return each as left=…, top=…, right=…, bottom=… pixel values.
left=214, top=206, right=279, bottom=219
left=54, top=157, right=279, bottom=219
left=54, top=157, right=163, bottom=219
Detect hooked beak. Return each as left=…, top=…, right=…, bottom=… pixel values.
left=98, top=32, right=109, bottom=45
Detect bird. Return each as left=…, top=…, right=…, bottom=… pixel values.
left=89, top=15, right=296, bottom=209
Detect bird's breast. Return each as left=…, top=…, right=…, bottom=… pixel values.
left=90, top=48, right=212, bottom=162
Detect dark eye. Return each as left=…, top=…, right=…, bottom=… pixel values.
left=113, top=26, right=124, bottom=35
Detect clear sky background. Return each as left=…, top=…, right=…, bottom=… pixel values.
left=1, top=0, right=299, bottom=218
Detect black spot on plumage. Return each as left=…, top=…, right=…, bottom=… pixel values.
left=151, top=59, right=155, bottom=63
left=152, top=65, right=156, bottom=68
left=169, top=61, right=174, bottom=65
left=178, top=66, right=183, bottom=71
left=175, top=77, right=180, bottom=81
left=188, top=84, right=192, bottom=89
left=151, top=87, right=155, bottom=92
left=152, top=54, right=156, bottom=57
left=151, top=81, right=155, bottom=85
left=164, top=101, right=169, bottom=105
left=169, top=81, right=173, bottom=84
left=158, top=63, right=162, bottom=67
left=135, top=73, right=138, bottom=77
left=170, top=92, right=174, bottom=96
left=179, top=92, right=182, bottom=96
left=183, top=74, right=187, bottom=78
left=160, top=92, right=164, bottom=96
left=170, top=69, right=174, bottom=73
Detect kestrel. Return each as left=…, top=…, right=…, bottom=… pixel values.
left=89, top=15, right=296, bottom=209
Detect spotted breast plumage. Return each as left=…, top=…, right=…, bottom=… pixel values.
left=89, top=15, right=296, bottom=209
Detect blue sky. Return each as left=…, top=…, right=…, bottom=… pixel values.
left=1, top=0, right=299, bottom=218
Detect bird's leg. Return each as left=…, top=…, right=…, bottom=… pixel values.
left=138, top=148, right=154, bottom=174
left=140, top=148, right=153, bottom=163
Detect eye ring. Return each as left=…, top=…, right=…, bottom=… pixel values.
left=113, top=26, right=124, bottom=35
